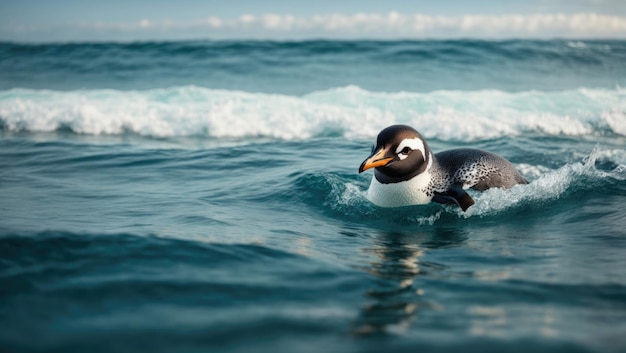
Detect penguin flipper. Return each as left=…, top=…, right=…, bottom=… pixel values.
left=433, top=184, right=475, bottom=211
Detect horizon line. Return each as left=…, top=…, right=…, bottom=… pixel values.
left=2, top=12, right=626, bottom=42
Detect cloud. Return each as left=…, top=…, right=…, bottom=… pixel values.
left=3, top=12, right=626, bottom=41
left=209, top=12, right=626, bottom=38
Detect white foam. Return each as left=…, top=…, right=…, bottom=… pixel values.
left=334, top=182, right=367, bottom=210
left=462, top=146, right=626, bottom=217
left=516, top=164, right=553, bottom=180
left=0, top=86, right=624, bottom=141
left=598, top=148, right=626, bottom=168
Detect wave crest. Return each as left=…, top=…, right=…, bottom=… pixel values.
left=1, top=86, right=624, bottom=141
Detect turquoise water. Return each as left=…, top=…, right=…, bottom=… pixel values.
left=1, top=40, right=626, bottom=353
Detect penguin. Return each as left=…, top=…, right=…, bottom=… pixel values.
left=358, top=125, right=527, bottom=211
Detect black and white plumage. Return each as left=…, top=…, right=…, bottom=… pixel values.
left=358, top=125, right=527, bottom=211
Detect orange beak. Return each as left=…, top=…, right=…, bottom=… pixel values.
left=358, top=147, right=393, bottom=173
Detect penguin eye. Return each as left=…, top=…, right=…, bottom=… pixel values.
left=399, top=147, right=411, bottom=155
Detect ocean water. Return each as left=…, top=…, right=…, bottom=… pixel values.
left=1, top=40, right=626, bottom=353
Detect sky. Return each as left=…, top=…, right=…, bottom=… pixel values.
left=1, top=0, right=625, bottom=42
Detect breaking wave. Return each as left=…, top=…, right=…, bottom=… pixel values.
left=0, top=85, right=624, bottom=141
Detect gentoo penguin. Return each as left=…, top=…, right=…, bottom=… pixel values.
left=358, top=125, right=527, bottom=211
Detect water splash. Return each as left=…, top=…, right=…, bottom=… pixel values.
left=323, top=146, right=625, bottom=222
left=463, top=146, right=626, bottom=217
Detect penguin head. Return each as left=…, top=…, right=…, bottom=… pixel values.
left=358, top=125, right=432, bottom=182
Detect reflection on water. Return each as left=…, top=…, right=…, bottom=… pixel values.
left=351, top=227, right=468, bottom=336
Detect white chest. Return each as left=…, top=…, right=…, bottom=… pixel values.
left=366, top=171, right=433, bottom=207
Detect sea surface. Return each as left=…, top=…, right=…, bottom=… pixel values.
left=1, top=40, right=625, bottom=353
